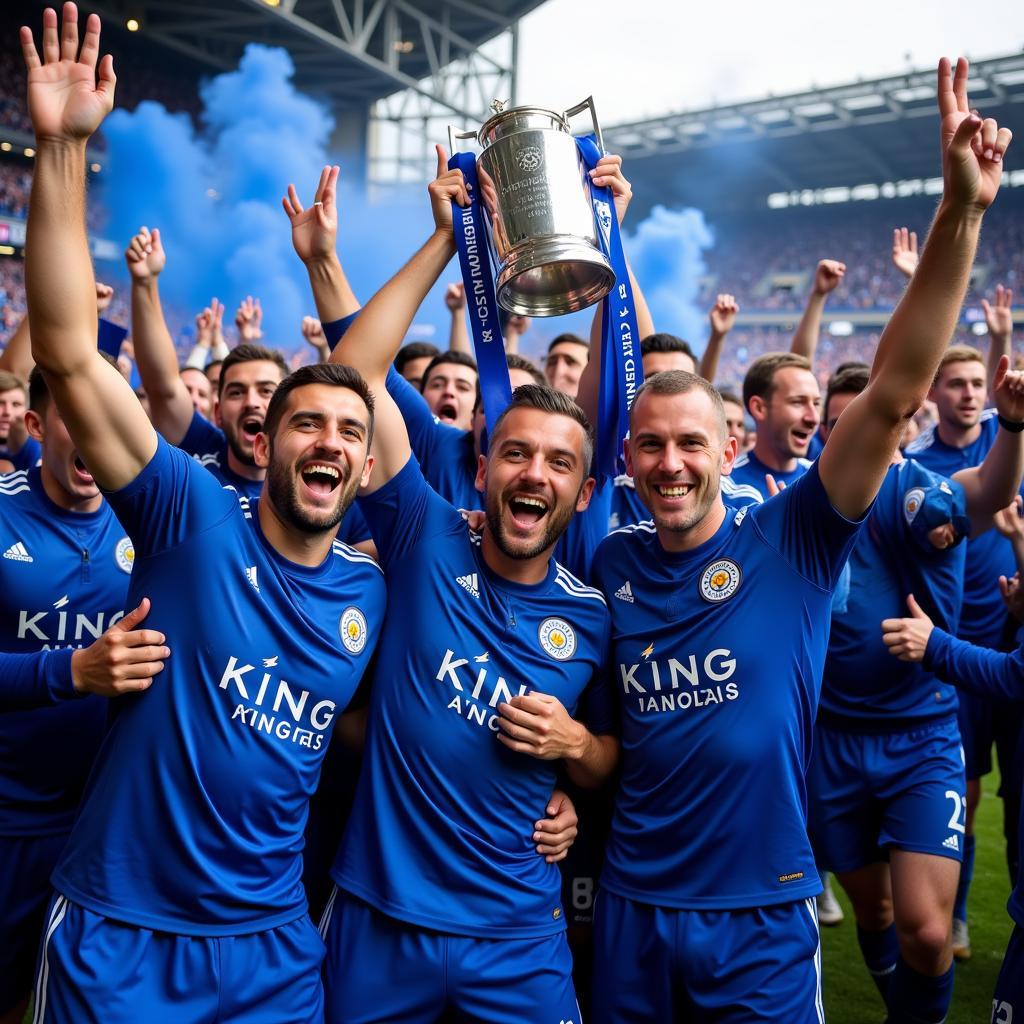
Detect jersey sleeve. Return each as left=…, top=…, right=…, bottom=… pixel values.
left=386, top=366, right=462, bottom=470
left=179, top=409, right=226, bottom=460
left=104, top=437, right=236, bottom=559
left=749, top=460, right=865, bottom=592
left=336, top=500, right=372, bottom=547
left=357, top=453, right=463, bottom=571
left=322, top=313, right=361, bottom=353
left=924, top=628, right=1024, bottom=703
left=0, top=648, right=78, bottom=710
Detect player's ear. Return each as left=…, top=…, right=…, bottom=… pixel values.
left=23, top=408, right=43, bottom=443
left=623, top=436, right=635, bottom=478
left=253, top=430, right=270, bottom=470
left=748, top=395, right=767, bottom=423
left=575, top=475, right=595, bottom=513
left=359, top=453, right=374, bottom=488
left=720, top=435, right=738, bottom=476
left=474, top=452, right=487, bottom=495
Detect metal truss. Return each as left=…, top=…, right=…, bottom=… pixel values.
left=604, top=53, right=1024, bottom=160
left=82, top=0, right=519, bottom=183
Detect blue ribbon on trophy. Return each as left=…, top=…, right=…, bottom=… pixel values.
left=574, top=133, right=642, bottom=482
left=447, top=150, right=513, bottom=441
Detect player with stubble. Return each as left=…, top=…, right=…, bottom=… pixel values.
left=19, top=8, right=385, bottom=1019
left=587, top=57, right=1012, bottom=1023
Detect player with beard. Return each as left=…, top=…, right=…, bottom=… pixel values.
left=725, top=351, right=821, bottom=506
left=20, top=9, right=385, bottom=1018
left=905, top=344, right=1024, bottom=960
left=313, top=151, right=618, bottom=1023
left=587, top=57, right=1012, bottom=1023
left=123, top=223, right=374, bottom=551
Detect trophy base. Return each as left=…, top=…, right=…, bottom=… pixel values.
left=496, top=239, right=615, bottom=317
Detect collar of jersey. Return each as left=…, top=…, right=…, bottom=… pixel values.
left=653, top=503, right=737, bottom=570
left=246, top=497, right=337, bottom=580
left=30, top=467, right=111, bottom=525
left=473, top=535, right=559, bottom=596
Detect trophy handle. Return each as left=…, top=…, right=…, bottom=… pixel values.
left=447, top=126, right=478, bottom=156
left=563, top=96, right=604, bottom=154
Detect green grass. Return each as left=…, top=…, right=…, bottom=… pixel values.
left=822, top=771, right=1015, bottom=1023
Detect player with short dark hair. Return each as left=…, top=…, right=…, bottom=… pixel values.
left=640, top=332, right=697, bottom=376
left=419, top=349, right=478, bottom=430
left=588, top=58, right=1012, bottom=1022
left=19, top=11, right=386, bottom=1018
left=394, top=340, right=440, bottom=389
left=545, top=333, right=590, bottom=398
left=316, top=151, right=618, bottom=1022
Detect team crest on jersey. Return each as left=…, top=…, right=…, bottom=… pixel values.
left=538, top=617, right=576, bottom=661
left=699, top=559, right=742, bottom=603
left=339, top=606, right=367, bottom=654
left=115, top=537, right=135, bottom=574
left=903, top=487, right=925, bottom=525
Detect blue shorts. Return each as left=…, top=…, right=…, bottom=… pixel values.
left=32, top=893, right=325, bottom=1023
left=957, top=686, right=1024, bottom=785
left=807, top=716, right=966, bottom=873
left=591, top=891, right=823, bottom=1023
left=993, top=924, right=1024, bottom=1022
left=321, top=887, right=580, bottom=1024
left=0, top=832, right=68, bottom=1015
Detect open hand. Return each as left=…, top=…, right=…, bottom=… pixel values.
left=283, top=164, right=339, bottom=265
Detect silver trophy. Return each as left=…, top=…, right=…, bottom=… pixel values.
left=449, top=97, right=615, bottom=317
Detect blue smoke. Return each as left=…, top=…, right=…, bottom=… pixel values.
left=623, top=205, right=714, bottom=351
left=96, top=44, right=711, bottom=357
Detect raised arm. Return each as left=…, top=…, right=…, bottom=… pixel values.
left=444, top=282, right=471, bottom=354
left=0, top=313, right=32, bottom=381
left=126, top=225, right=194, bottom=444
left=983, top=283, right=1014, bottom=394
left=819, top=58, right=1012, bottom=520
left=699, top=293, right=738, bottom=382
left=789, top=259, right=845, bottom=362
left=22, top=3, right=155, bottom=491
left=284, top=164, right=361, bottom=326
left=953, top=357, right=1024, bottom=534
left=322, top=147, right=467, bottom=486
left=577, top=154, right=652, bottom=428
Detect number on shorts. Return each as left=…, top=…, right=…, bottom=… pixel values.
left=992, top=998, right=1013, bottom=1023
left=945, top=790, right=966, bottom=834
left=572, top=877, right=594, bottom=910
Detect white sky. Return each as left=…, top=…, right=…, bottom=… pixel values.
left=516, top=0, right=1024, bottom=125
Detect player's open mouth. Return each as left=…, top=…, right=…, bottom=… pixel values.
left=654, top=483, right=692, bottom=498
left=792, top=430, right=811, bottom=445
left=507, top=494, right=549, bottom=529
left=240, top=418, right=263, bottom=440
left=72, top=454, right=94, bottom=484
left=436, top=402, right=458, bottom=422
left=300, top=461, right=343, bottom=497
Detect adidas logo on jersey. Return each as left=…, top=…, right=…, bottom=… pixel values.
left=456, top=573, right=480, bottom=599
left=245, top=566, right=259, bottom=593
left=3, top=541, right=32, bottom=563
left=943, top=835, right=960, bottom=852
left=614, top=581, right=635, bottom=603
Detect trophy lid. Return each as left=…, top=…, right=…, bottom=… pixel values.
left=477, top=103, right=571, bottom=147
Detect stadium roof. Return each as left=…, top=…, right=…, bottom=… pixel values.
left=82, top=0, right=544, bottom=113
left=606, top=54, right=1024, bottom=217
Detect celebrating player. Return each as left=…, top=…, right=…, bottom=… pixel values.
left=20, top=7, right=384, bottom=1019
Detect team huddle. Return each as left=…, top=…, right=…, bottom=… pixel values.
left=0, top=4, right=1021, bottom=1023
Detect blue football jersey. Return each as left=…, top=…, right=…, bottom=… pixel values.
left=0, top=436, right=41, bottom=472
left=726, top=450, right=812, bottom=506
left=333, top=456, right=612, bottom=939
left=386, top=367, right=612, bottom=582
left=822, top=460, right=965, bottom=723
left=906, top=410, right=1017, bottom=646
left=52, top=439, right=385, bottom=935
left=593, top=463, right=862, bottom=909
left=0, top=469, right=131, bottom=836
